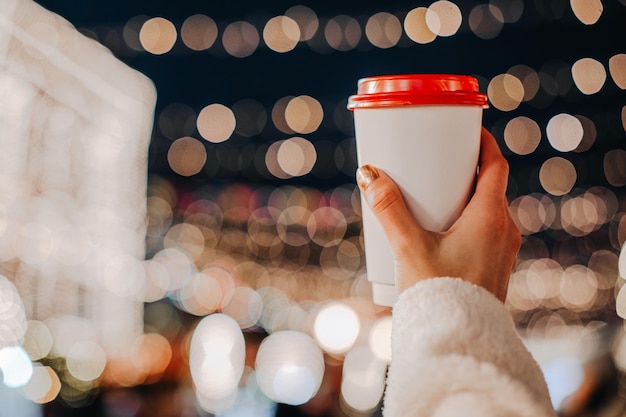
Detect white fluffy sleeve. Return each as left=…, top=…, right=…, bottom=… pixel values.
left=383, top=277, right=557, bottom=417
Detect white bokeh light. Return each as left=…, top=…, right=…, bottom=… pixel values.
left=313, top=302, right=360, bottom=354
left=189, top=314, right=246, bottom=400
left=255, top=330, right=324, bottom=406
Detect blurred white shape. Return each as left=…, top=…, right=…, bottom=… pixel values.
left=546, top=113, right=583, bottom=152
left=541, top=357, right=585, bottom=409
left=21, top=321, right=53, bottom=361
left=341, top=346, right=386, bottom=411
left=368, top=316, right=392, bottom=363
left=313, top=302, right=360, bottom=354
left=20, top=364, right=60, bottom=404
left=0, top=0, right=156, bottom=358
left=65, top=341, right=107, bottom=381
left=0, top=346, right=33, bottom=387
left=0, top=275, right=27, bottom=348
left=190, top=314, right=245, bottom=400
left=255, top=330, right=324, bottom=405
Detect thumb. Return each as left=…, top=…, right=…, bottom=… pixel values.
left=356, top=165, right=429, bottom=252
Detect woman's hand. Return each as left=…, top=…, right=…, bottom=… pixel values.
left=356, top=128, right=521, bottom=303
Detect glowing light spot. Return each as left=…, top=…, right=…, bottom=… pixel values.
left=313, top=302, right=360, bottom=354
left=609, top=54, right=626, bottom=89
left=264, top=16, right=300, bottom=53
left=277, top=137, right=317, bottom=177
left=0, top=275, right=27, bottom=347
left=325, top=15, right=361, bottom=51
left=0, top=346, right=33, bottom=387
left=255, top=331, right=324, bottom=405
left=164, top=223, right=205, bottom=261
left=469, top=4, right=504, bottom=39
left=139, top=17, right=177, bottom=55
left=546, top=113, right=583, bottom=152
left=123, top=15, right=149, bottom=51
left=487, top=74, right=524, bottom=111
left=276, top=205, right=312, bottom=245
left=181, top=14, right=218, bottom=51
left=285, top=5, right=319, bottom=41
left=341, top=346, right=386, bottom=412
left=307, top=206, right=347, bottom=247
left=21, top=320, right=53, bottom=361
left=539, top=157, right=577, bottom=196
left=152, top=247, right=196, bottom=291
left=559, top=265, right=598, bottom=311
left=507, top=65, right=540, bottom=101
left=197, top=104, right=236, bottom=143
left=368, top=316, right=392, bottom=363
left=66, top=341, right=106, bottom=381
left=426, top=1, right=462, bottom=37
left=285, top=95, right=323, bottom=134
left=570, top=0, right=603, bottom=25
left=223, top=21, right=259, bottom=58
left=221, top=286, right=263, bottom=329
left=190, top=314, right=245, bottom=400
left=167, top=137, right=207, bottom=176
left=604, top=149, right=626, bottom=187
left=504, top=116, right=541, bottom=155
left=365, top=12, right=402, bottom=49
left=572, top=58, right=606, bottom=94
left=21, top=365, right=61, bottom=404
left=573, top=115, right=597, bottom=152
left=404, top=7, right=437, bottom=44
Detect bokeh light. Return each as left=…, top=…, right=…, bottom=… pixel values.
left=284, top=95, right=324, bottom=134
left=0, top=345, right=33, bottom=387
left=181, top=14, right=218, bottom=51
left=368, top=316, right=392, bottom=363
left=197, top=104, right=236, bottom=143
left=190, top=314, right=246, bottom=400
left=277, top=137, right=317, bottom=177
left=21, top=365, right=61, bottom=404
left=546, top=113, right=583, bottom=152
left=604, top=149, right=626, bottom=187
left=426, top=1, right=462, bottom=37
left=139, top=17, right=177, bottom=55
left=540, top=157, right=577, bottom=196
left=365, top=12, right=402, bottom=49
left=571, top=58, right=606, bottom=95
left=488, top=74, right=524, bottom=111
left=504, top=116, right=541, bottom=155
left=285, top=5, right=319, bottom=41
left=570, top=0, right=603, bottom=25
left=469, top=4, right=504, bottom=40
left=263, top=16, right=300, bottom=53
left=167, top=136, right=207, bottom=176
left=255, top=330, right=324, bottom=405
left=222, top=21, right=259, bottom=58
left=609, top=54, right=626, bottom=89
left=341, top=346, right=386, bottom=412
left=313, top=302, right=360, bottom=354
left=325, top=15, right=361, bottom=51
left=404, top=7, right=437, bottom=44
left=65, top=341, right=107, bottom=382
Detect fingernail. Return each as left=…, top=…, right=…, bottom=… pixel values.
left=356, top=165, right=379, bottom=190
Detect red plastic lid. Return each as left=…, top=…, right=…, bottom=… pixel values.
left=347, top=74, right=488, bottom=109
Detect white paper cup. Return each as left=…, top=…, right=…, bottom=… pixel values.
left=348, top=74, right=488, bottom=306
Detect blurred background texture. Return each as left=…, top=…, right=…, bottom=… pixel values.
left=0, top=0, right=625, bottom=416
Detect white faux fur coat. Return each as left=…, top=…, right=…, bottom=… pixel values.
left=383, top=277, right=558, bottom=417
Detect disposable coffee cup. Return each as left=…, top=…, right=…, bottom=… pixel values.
left=347, top=74, right=488, bottom=306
